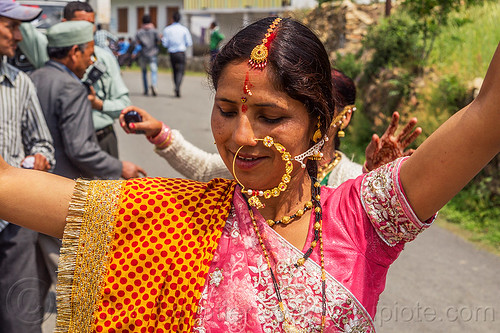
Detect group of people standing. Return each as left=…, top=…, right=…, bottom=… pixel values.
left=122, top=13, right=224, bottom=99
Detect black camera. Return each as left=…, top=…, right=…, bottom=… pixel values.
left=124, top=111, right=144, bottom=134
left=82, top=60, right=106, bottom=92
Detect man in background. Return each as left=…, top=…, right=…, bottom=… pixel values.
left=136, top=14, right=159, bottom=96
left=0, top=2, right=55, bottom=332
left=94, top=23, right=117, bottom=53
left=209, top=21, right=224, bottom=62
left=19, top=1, right=132, bottom=158
left=161, top=12, right=192, bottom=98
left=31, top=20, right=144, bottom=191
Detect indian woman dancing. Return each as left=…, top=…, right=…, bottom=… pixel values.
left=0, top=17, right=499, bottom=332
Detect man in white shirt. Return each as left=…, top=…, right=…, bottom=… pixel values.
left=161, top=12, right=192, bottom=98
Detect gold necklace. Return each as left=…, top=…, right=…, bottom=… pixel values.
left=266, top=200, right=313, bottom=227
left=317, top=152, right=342, bottom=183
left=246, top=177, right=326, bottom=332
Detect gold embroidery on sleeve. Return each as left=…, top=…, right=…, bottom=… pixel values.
left=55, top=179, right=124, bottom=333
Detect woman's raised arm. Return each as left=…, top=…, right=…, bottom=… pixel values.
left=0, top=157, right=75, bottom=238
left=401, top=42, right=500, bottom=221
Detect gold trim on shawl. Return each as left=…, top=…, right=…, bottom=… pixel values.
left=55, top=179, right=125, bottom=333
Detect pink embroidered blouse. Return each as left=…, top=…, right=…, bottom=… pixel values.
left=194, top=157, right=435, bottom=332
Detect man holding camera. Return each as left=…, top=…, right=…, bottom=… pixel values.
left=30, top=20, right=145, bottom=180
left=19, top=1, right=132, bottom=158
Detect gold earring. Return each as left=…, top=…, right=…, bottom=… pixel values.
left=338, top=124, right=346, bottom=138
left=331, top=105, right=356, bottom=138
left=312, top=116, right=322, bottom=143
left=232, top=136, right=293, bottom=209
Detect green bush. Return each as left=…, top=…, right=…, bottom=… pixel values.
left=441, top=178, right=500, bottom=251
left=388, top=71, right=415, bottom=101
left=338, top=102, right=373, bottom=164
left=334, top=52, right=362, bottom=80
left=362, top=13, right=422, bottom=77
left=432, top=74, right=469, bottom=113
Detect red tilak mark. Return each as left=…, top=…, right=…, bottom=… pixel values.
left=243, top=72, right=253, bottom=96
left=242, top=104, right=248, bottom=113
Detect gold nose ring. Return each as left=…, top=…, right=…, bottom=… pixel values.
left=232, top=136, right=293, bottom=208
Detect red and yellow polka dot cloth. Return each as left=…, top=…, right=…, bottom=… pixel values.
left=56, top=177, right=235, bottom=333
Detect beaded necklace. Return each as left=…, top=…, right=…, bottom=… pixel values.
left=245, top=176, right=326, bottom=332
left=266, top=200, right=313, bottom=227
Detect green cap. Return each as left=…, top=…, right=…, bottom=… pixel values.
left=47, top=21, right=94, bottom=48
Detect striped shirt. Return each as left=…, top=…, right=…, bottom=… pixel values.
left=94, top=29, right=117, bottom=50
left=0, top=59, right=55, bottom=232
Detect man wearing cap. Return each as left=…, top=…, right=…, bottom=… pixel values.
left=19, top=1, right=133, bottom=159
left=30, top=20, right=145, bottom=180
left=0, top=1, right=56, bottom=331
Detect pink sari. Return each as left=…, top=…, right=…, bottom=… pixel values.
left=194, top=158, right=435, bottom=332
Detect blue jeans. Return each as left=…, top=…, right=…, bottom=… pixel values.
left=138, top=55, right=158, bottom=93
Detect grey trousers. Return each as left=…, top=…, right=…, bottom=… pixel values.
left=0, top=225, right=51, bottom=333
left=96, top=126, right=119, bottom=159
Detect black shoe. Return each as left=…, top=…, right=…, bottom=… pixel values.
left=143, top=91, right=148, bottom=96
left=151, top=86, right=157, bottom=97
left=175, top=89, right=180, bottom=98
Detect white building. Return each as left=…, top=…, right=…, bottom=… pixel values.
left=107, top=0, right=321, bottom=47
left=106, top=0, right=379, bottom=50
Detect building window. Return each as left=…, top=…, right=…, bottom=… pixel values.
left=137, top=7, right=144, bottom=30
left=166, top=6, right=179, bottom=26
left=117, top=7, right=128, bottom=33
left=149, top=6, right=157, bottom=27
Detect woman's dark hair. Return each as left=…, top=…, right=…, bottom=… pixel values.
left=209, top=17, right=334, bottom=137
left=331, top=68, right=356, bottom=150
left=331, top=68, right=356, bottom=107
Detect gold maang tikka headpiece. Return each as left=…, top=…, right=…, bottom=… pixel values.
left=248, top=17, right=282, bottom=70
left=232, top=136, right=293, bottom=209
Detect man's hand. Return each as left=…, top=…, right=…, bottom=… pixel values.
left=87, top=86, right=104, bottom=111
left=364, top=112, right=422, bottom=172
left=120, top=106, right=163, bottom=137
left=121, top=161, right=147, bottom=179
left=22, top=154, right=51, bottom=171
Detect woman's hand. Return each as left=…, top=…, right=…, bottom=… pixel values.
left=119, top=106, right=163, bottom=137
left=364, top=112, right=422, bottom=171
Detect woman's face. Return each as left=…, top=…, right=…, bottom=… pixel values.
left=211, top=61, right=315, bottom=191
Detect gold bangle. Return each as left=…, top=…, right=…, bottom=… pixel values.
left=155, top=131, right=172, bottom=149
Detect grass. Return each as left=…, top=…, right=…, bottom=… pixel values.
left=428, top=1, right=500, bottom=81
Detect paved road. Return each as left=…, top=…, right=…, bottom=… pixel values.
left=43, top=70, right=499, bottom=333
